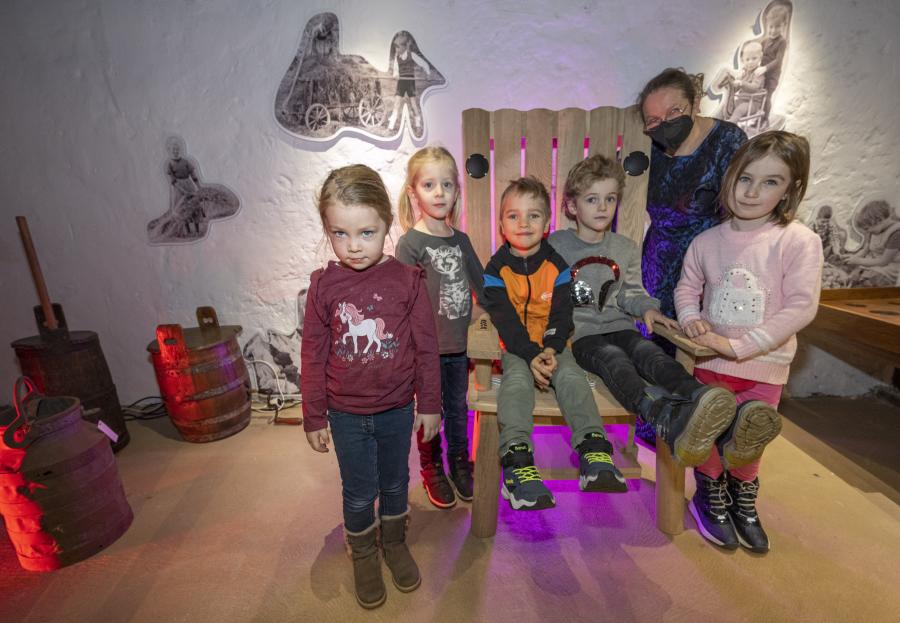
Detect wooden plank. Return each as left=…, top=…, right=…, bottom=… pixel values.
left=467, top=316, right=501, bottom=360
left=799, top=326, right=897, bottom=383
left=468, top=377, right=631, bottom=419
left=555, top=108, right=588, bottom=231
left=656, top=443, right=686, bottom=535
left=812, top=301, right=900, bottom=357
left=820, top=287, right=899, bottom=301
left=619, top=104, right=652, bottom=245
left=492, top=109, right=525, bottom=241
left=524, top=108, right=556, bottom=217
left=470, top=410, right=500, bottom=538
left=823, top=298, right=900, bottom=326
left=803, top=287, right=900, bottom=372
left=462, top=108, right=492, bottom=264
left=654, top=323, right=715, bottom=358
left=588, top=106, right=621, bottom=161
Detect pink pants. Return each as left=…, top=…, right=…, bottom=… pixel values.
left=693, top=369, right=782, bottom=481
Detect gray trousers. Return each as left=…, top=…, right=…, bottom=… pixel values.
left=497, top=348, right=606, bottom=456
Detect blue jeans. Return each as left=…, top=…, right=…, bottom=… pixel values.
left=328, top=402, right=414, bottom=532
left=417, top=352, right=470, bottom=467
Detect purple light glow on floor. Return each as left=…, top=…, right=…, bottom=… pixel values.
left=461, top=411, right=650, bottom=536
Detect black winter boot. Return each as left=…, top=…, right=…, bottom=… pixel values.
left=379, top=509, right=422, bottom=592
left=726, top=475, right=770, bottom=553
left=638, top=385, right=736, bottom=466
left=719, top=401, right=781, bottom=470
left=688, top=470, right=739, bottom=550
left=344, top=521, right=386, bottom=608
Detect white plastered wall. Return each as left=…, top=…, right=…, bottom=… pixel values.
left=1, top=0, right=897, bottom=401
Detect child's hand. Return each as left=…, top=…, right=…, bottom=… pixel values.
left=530, top=351, right=554, bottom=390
left=643, top=309, right=680, bottom=334
left=306, top=428, right=331, bottom=453
left=682, top=319, right=712, bottom=338
left=541, top=347, right=558, bottom=375
left=690, top=331, right=737, bottom=358
left=414, top=412, right=441, bottom=442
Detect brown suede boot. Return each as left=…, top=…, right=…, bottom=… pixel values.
left=344, top=521, right=386, bottom=608
left=379, top=509, right=421, bottom=592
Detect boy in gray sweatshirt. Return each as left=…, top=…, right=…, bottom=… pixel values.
left=548, top=155, right=737, bottom=469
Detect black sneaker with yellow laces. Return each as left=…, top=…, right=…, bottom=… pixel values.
left=576, top=432, right=627, bottom=492
left=500, top=443, right=555, bottom=511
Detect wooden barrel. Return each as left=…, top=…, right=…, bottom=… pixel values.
left=11, top=304, right=130, bottom=452
left=147, top=306, right=251, bottom=443
left=0, top=382, right=133, bottom=572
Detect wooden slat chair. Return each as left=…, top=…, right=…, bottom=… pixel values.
left=462, top=105, right=713, bottom=538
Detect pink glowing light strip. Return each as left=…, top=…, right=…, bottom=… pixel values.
left=460, top=156, right=467, bottom=232
left=520, top=136, right=527, bottom=177
left=489, top=137, right=496, bottom=253
left=583, top=137, right=590, bottom=159
left=549, top=137, right=559, bottom=233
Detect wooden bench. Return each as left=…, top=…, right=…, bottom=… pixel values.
left=800, top=287, right=900, bottom=385
left=461, top=104, right=714, bottom=538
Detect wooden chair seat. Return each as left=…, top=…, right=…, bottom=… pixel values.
left=467, top=316, right=712, bottom=538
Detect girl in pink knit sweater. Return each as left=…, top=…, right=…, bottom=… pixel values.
left=674, top=131, right=824, bottom=553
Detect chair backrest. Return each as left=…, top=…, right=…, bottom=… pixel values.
left=462, top=106, right=652, bottom=265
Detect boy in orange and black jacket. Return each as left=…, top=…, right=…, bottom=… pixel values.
left=481, top=176, right=627, bottom=513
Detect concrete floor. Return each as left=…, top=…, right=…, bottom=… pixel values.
left=1, top=396, right=898, bottom=623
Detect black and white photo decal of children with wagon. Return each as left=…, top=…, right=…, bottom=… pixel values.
left=810, top=200, right=900, bottom=289
left=273, top=12, right=445, bottom=142
left=708, top=0, right=792, bottom=137
left=146, top=136, right=240, bottom=244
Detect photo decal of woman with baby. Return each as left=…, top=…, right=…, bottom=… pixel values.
left=709, top=0, right=792, bottom=137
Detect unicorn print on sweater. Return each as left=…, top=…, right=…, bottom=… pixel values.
left=337, top=302, right=394, bottom=359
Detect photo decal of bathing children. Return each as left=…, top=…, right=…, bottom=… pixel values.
left=812, top=200, right=900, bottom=288
left=147, top=136, right=240, bottom=244
left=709, top=0, right=793, bottom=137
left=274, top=13, right=445, bottom=142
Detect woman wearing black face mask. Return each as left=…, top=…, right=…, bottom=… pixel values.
left=634, top=68, right=746, bottom=445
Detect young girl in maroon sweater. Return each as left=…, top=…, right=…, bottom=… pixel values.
left=301, top=164, right=441, bottom=609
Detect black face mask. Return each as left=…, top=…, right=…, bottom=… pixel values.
left=648, top=114, right=694, bottom=153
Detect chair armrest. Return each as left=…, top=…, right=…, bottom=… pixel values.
left=467, top=316, right=501, bottom=391
left=652, top=324, right=716, bottom=358
left=467, top=316, right=501, bottom=360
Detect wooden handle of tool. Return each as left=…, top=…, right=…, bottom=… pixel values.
left=15, top=216, right=58, bottom=330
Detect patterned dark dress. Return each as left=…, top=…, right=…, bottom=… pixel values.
left=643, top=119, right=747, bottom=320
left=638, top=119, right=746, bottom=445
